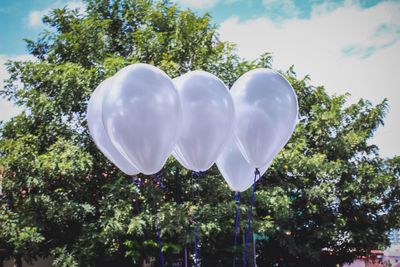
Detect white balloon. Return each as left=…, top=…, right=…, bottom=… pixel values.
left=231, top=68, right=298, bottom=168
left=172, top=148, right=191, bottom=170
left=216, top=136, right=270, bottom=192
left=87, top=77, right=139, bottom=175
left=102, top=63, right=181, bottom=175
left=173, top=71, right=235, bottom=172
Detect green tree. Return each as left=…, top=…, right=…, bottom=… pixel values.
left=0, top=0, right=399, bottom=266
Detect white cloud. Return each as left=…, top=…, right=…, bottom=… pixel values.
left=219, top=1, right=400, bottom=157
left=27, top=1, right=85, bottom=28
left=0, top=55, right=34, bottom=122
left=262, top=0, right=299, bottom=20
left=28, top=10, right=46, bottom=27
left=174, top=0, right=219, bottom=9
left=66, top=1, right=85, bottom=11
left=0, top=99, right=22, bottom=122
left=310, top=0, right=346, bottom=17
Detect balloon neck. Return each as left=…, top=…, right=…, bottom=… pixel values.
left=234, top=191, right=240, bottom=201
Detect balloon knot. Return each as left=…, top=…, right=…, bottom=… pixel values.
left=234, top=191, right=241, bottom=202
left=255, top=168, right=260, bottom=176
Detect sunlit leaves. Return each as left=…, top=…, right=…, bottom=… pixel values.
left=0, top=0, right=399, bottom=266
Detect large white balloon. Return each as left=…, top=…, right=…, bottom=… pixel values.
left=231, top=68, right=298, bottom=168
left=172, top=148, right=191, bottom=170
left=173, top=71, right=235, bottom=172
left=87, top=77, right=139, bottom=175
left=102, top=63, right=181, bottom=175
left=216, top=136, right=270, bottom=192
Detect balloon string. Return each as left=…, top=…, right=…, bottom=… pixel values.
left=196, top=172, right=202, bottom=264
left=242, top=168, right=259, bottom=267
left=154, top=208, right=165, bottom=267
left=132, top=175, right=142, bottom=215
left=154, top=173, right=165, bottom=267
left=233, top=191, right=241, bottom=267
left=194, top=220, right=198, bottom=267
left=191, top=171, right=202, bottom=267
left=175, top=167, right=181, bottom=204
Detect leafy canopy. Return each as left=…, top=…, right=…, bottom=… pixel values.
left=1, top=0, right=399, bottom=266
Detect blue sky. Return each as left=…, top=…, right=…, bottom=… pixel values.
left=182, top=0, right=386, bottom=22
left=0, top=0, right=389, bottom=54
left=0, top=0, right=399, bottom=157
left=0, top=0, right=84, bottom=55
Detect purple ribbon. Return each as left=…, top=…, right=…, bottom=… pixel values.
left=132, top=174, right=164, bottom=266
left=155, top=209, right=165, bottom=267
left=242, top=168, right=259, bottom=267
left=133, top=175, right=142, bottom=187
left=191, top=171, right=202, bottom=267
left=155, top=172, right=166, bottom=189
left=154, top=173, right=166, bottom=267
left=233, top=191, right=241, bottom=267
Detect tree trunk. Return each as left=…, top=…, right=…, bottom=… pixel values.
left=14, top=255, right=22, bottom=267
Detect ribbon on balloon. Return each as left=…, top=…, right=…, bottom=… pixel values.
left=154, top=173, right=166, bottom=267
left=172, top=70, right=236, bottom=266
left=233, top=191, right=241, bottom=267
left=132, top=174, right=166, bottom=267
left=87, top=63, right=299, bottom=266
left=87, top=64, right=181, bottom=266
left=191, top=171, right=202, bottom=266
left=217, top=68, right=298, bottom=266
left=242, top=169, right=259, bottom=267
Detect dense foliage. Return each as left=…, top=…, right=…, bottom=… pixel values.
left=1, top=0, right=399, bottom=266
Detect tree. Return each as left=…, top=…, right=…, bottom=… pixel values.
left=0, top=0, right=399, bottom=266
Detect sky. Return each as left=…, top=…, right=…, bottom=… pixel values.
left=0, top=0, right=399, bottom=158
